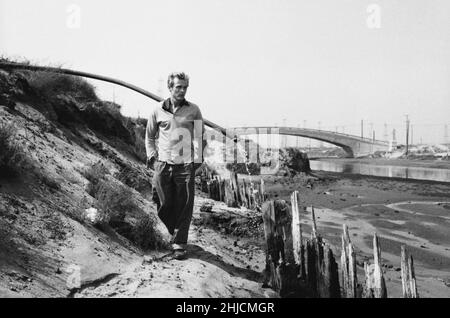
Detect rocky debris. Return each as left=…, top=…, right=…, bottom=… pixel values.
left=275, top=148, right=311, bottom=177
left=437, top=203, right=450, bottom=210
left=6, top=271, right=33, bottom=283
left=199, top=202, right=213, bottom=212
left=84, top=207, right=104, bottom=224
left=195, top=208, right=263, bottom=239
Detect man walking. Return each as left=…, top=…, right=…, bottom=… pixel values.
left=145, top=72, right=205, bottom=260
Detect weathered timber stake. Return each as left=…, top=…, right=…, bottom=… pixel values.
left=408, top=255, right=418, bottom=298
left=401, top=245, right=419, bottom=298
left=217, top=177, right=223, bottom=202
left=224, top=180, right=237, bottom=207
left=240, top=179, right=246, bottom=206
left=363, top=233, right=387, bottom=298
left=244, top=180, right=251, bottom=208
left=245, top=180, right=251, bottom=208
left=220, top=179, right=225, bottom=202
left=373, top=233, right=387, bottom=298
left=341, top=230, right=349, bottom=297
left=260, top=179, right=265, bottom=201
left=230, top=171, right=241, bottom=206
left=262, top=200, right=299, bottom=297
left=291, top=191, right=302, bottom=266
left=311, top=206, right=318, bottom=239
left=288, top=191, right=306, bottom=283
left=320, top=244, right=341, bottom=298
left=248, top=182, right=255, bottom=209
left=305, top=239, right=318, bottom=296
left=348, top=243, right=358, bottom=297
left=206, top=181, right=212, bottom=199
left=200, top=173, right=208, bottom=193
left=214, top=179, right=220, bottom=201
left=341, top=224, right=358, bottom=298
left=239, top=184, right=246, bottom=208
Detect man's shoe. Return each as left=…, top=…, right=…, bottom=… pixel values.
left=173, top=249, right=187, bottom=260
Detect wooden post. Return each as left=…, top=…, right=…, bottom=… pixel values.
left=201, top=174, right=208, bottom=193
left=213, top=179, right=219, bottom=201
left=348, top=244, right=358, bottom=297
left=311, top=206, right=318, bottom=239
left=341, top=224, right=358, bottom=298
left=224, top=179, right=237, bottom=207
left=341, top=228, right=349, bottom=297
left=217, top=176, right=223, bottom=202
left=320, top=243, right=341, bottom=298
left=206, top=181, right=212, bottom=199
left=401, top=245, right=419, bottom=298
left=220, top=179, right=225, bottom=202
left=244, top=179, right=251, bottom=208
left=363, top=233, right=387, bottom=298
left=247, top=181, right=254, bottom=210
left=241, top=179, right=246, bottom=208
left=262, top=200, right=299, bottom=297
left=290, top=191, right=302, bottom=266
left=240, top=184, right=248, bottom=208
left=372, top=233, right=387, bottom=298
left=305, top=239, right=318, bottom=297
left=254, top=180, right=261, bottom=207
left=230, top=171, right=241, bottom=206
left=260, top=179, right=265, bottom=202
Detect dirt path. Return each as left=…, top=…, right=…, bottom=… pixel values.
left=74, top=196, right=277, bottom=298
left=74, top=172, right=450, bottom=298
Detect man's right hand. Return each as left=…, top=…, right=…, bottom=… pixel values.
left=146, top=156, right=156, bottom=170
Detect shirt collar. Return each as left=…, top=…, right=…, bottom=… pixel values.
left=162, top=98, right=190, bottom=112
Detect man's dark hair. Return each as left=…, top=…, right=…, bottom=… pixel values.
left=167, top=72, right=190, bottom=89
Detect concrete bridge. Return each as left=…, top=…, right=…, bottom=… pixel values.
left=230, top=126, right=390, bottom=158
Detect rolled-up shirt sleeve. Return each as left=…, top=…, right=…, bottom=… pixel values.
left=145, top=109, right=158, bottom=159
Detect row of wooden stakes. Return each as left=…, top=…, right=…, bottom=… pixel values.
left=199, top=170, right=266, bottom=210
left=198, top=170, right=419, bottom=298
left=262, top=191, right=419, bottom=298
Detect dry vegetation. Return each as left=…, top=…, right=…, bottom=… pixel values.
left=82, top=161, right=164, bottom=250
left=0, top=123, right=25, bottom=177
left=0, top=58, right=162, bottom=252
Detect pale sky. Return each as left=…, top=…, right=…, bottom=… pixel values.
left=1, top=0, right=449, bottom=144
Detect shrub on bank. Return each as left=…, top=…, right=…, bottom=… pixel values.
left=24, top=71, right=99, bottom=103
left=82, top=161, right=164, bottom=250
left=132, top=215, right=167, bottom=250
left=0, top=123, right=25, bottom=176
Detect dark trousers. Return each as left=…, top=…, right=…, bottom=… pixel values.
left=152, top=161, right=195, bottom=245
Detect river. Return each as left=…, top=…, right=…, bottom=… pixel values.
left=310, top=159, right=450, bottom=183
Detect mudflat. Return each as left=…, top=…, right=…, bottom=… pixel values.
left=261, top=168, right=450, bottom=297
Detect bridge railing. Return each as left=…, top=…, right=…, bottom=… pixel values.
left=230, top=126, right=389, bottom=145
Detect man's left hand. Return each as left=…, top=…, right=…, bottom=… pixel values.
left=193, top=162, right=203, bottom=171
